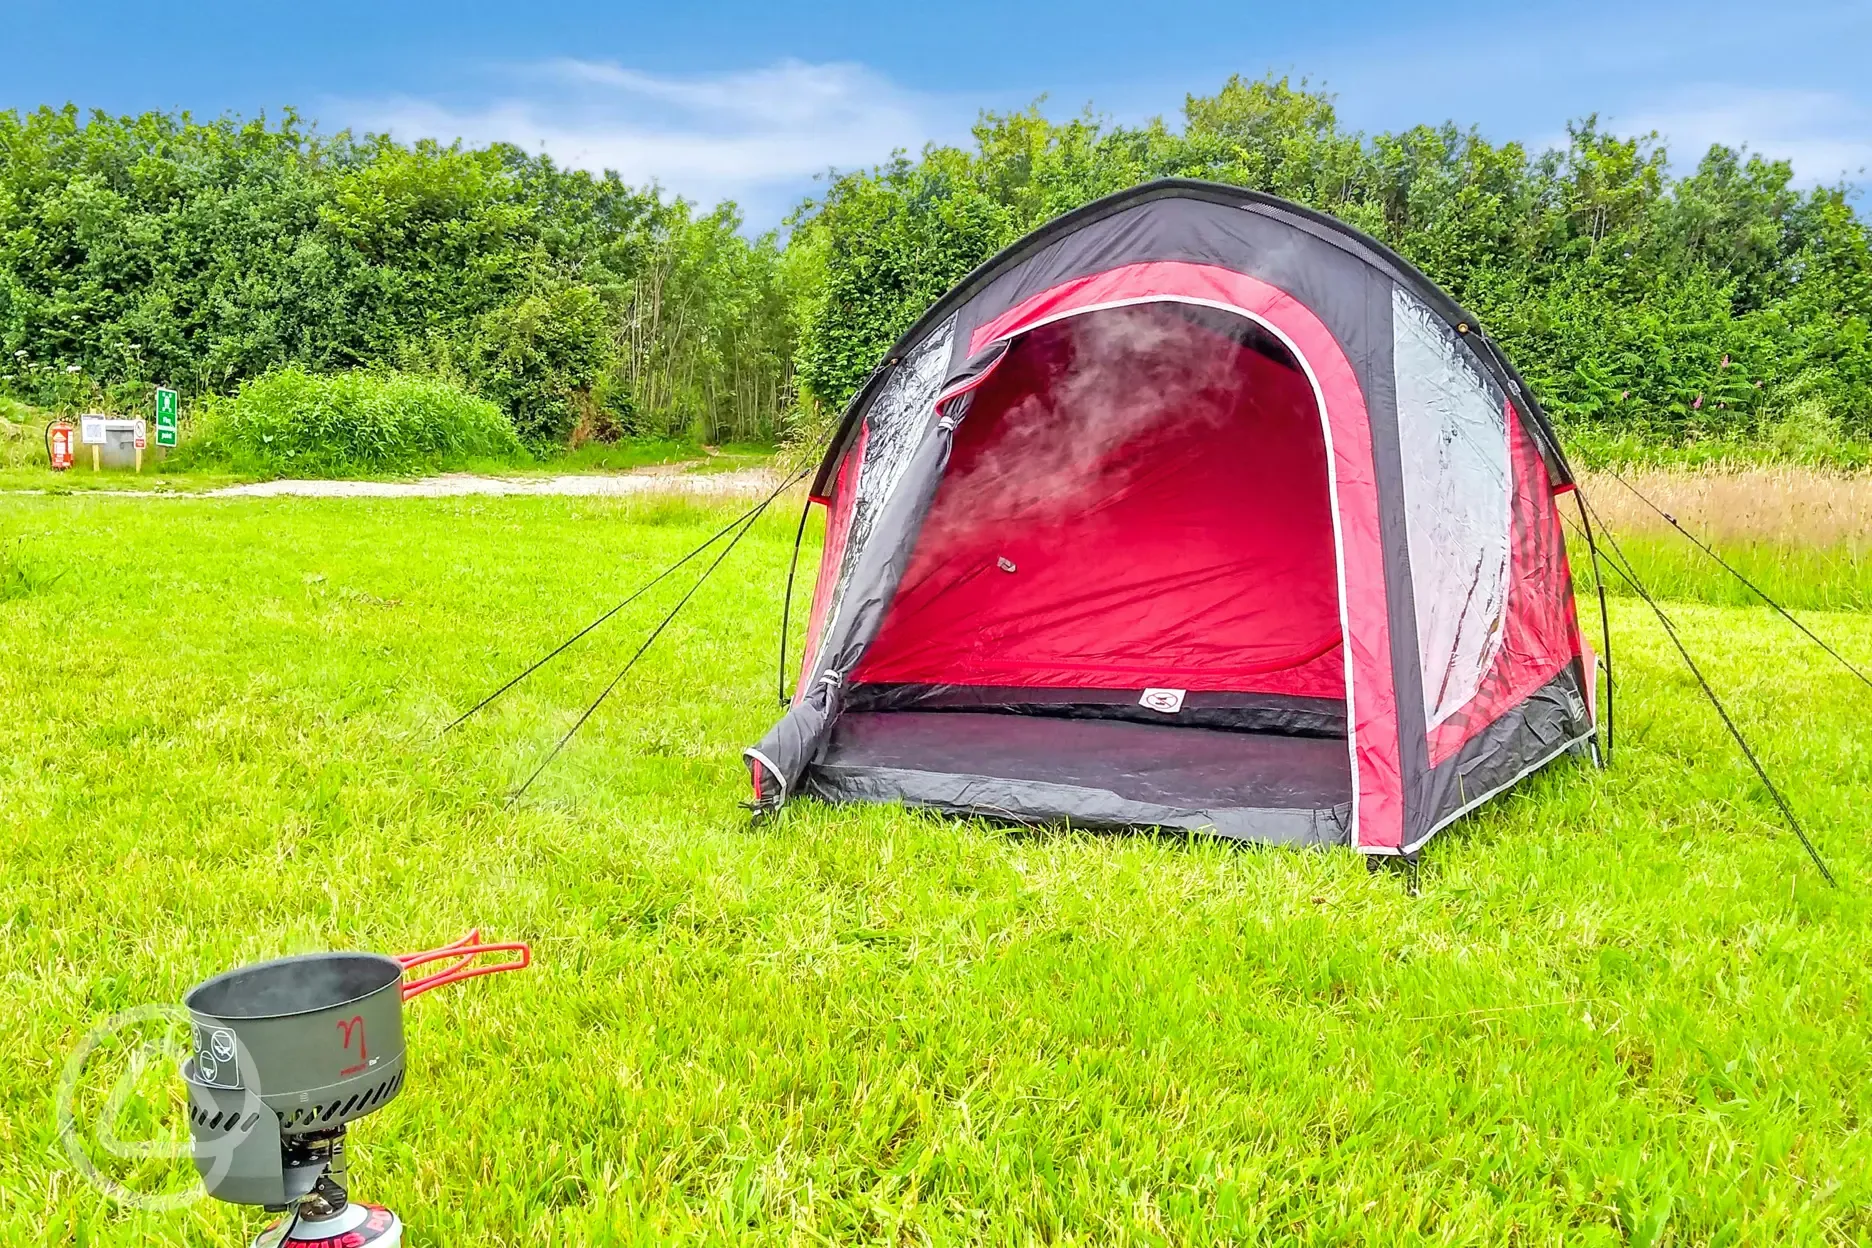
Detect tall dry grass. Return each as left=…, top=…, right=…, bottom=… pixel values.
left=1577, top=466, right=1872, bottom=551
left=1569, top=466, right=1872, bottom=611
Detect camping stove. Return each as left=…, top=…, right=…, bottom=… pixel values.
left=248, top=1131, right=403, bottom=1247
left=180, top=931, right=528, bottom=1247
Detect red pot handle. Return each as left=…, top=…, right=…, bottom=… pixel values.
left=397, top=929, right=531, bottom=1001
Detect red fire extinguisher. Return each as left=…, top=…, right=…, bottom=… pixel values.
left=46, top=420, right=74, bottom=471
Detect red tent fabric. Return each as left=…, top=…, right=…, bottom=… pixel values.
left=857, top=304, right=1343, bottom=698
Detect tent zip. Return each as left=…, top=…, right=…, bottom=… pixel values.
left=1572, top=493, right=1837, bottom=886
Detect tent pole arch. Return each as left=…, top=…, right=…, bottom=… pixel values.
left=807, top=178, right=1576, bottom=502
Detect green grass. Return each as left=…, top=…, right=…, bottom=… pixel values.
left=1576, top=533, right=1872, bottom=613
left=0, top=465, right=253, bottom=493
left=417, top=439, right=774, bottom=478
left=532, top=438, right=704, bottom=474
left=2, top=496, right=1869, bottom=1245
left=1559, top=423, right=1872, bottom=473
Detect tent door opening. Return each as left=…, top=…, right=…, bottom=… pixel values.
left=814, top=300, right=1355, bottom=839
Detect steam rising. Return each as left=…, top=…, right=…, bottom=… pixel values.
left=944, top=303, right=1272, bottom=525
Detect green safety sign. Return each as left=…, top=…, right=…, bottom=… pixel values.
left=155, top=388, right=178, bottom=447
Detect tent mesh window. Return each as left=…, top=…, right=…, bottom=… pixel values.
left=809, top=314, right=956, bottom=677
left=1391, top=287, right=1513, bottom=730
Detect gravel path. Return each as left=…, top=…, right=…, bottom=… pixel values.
left=13, top=465, right=787, bottom=499
left=207, top=466, right=783, bottom=498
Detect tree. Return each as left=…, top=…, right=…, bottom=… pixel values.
left=469, top=285, right=611, bottom=446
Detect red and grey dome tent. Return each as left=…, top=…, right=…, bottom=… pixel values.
left=747, top=179, right=1598, bottom=856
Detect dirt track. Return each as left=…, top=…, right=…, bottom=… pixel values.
left=19, top=464, right=1868, bottom=548
left=7, top=465, right=787, bottom=499
left=209, top=466, right=1867, bottom=547
left=205, top=466, right=783, bottom=498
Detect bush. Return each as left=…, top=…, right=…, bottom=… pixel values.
left=182, top=366, right=525, bottom=477
left=469, top=286, right=611, bottom=446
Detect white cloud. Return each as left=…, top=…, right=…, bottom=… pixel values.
left=338, top=59, right=957, bottom=221
left=337, top=56, right=1872, bottom=227
left=1618, top=86, right=1872, bottom=185
left=1310, top=0, right=1871, bottom=191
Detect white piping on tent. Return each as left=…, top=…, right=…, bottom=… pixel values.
left=974, top=293, right=1365, bottom=848
left=1392, top=728, right=1595, bottom=856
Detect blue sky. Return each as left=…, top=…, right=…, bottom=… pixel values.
left=4, top=0, right=1869, bottom=225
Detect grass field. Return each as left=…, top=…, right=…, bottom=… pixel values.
left=1571, top=469, right=1872, bottom=613
left=2, top=491, right=1870, bottom=1245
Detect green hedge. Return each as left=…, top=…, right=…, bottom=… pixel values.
left=790, top=81, right=1872, bottom=460
left=182, top=367, right=526, bottom=477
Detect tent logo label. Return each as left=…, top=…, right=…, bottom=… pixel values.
left=1139, top=688, right=1186, bottom=714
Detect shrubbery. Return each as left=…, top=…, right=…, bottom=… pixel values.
left=0, top=110, right=803, bottom=446
left=468, top=285, right=615, bottom=446
left=3, top=85, right=1870, bottom=464
left=181, top=367, right=525, bottom=476
left=789, top=80, right=1872, bottom=461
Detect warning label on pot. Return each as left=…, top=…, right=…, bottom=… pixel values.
left=193, top=1024, right=241, bottom=1089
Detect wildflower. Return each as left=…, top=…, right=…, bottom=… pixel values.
left=1692, top=395, right=1703, bottom=409
left=65, top=364, right=80, bottom=373
left=1620, top=390, right=1628, bottom=400
left=1720, top=354, right=1731, bottom=368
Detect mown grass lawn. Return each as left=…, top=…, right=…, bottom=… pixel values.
left=1, top=493, right=1869, bottom=1246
